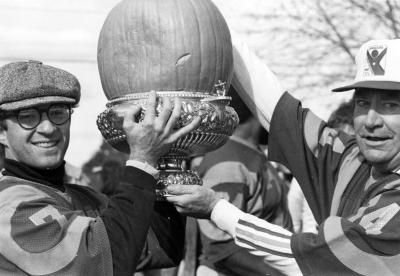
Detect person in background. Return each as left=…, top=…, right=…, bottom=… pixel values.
left=196, top=86, right=292, bottom=276
left=166, top=37, right=400, bottom=275
left=0, top=60, right=200, bottom=276
left=81, top=140, right=129, bottom=194
left=64, top=161, right=91, bottom=186
left=88, top=160, right=124, bottom=196
left=326, top=99, right=355, bottom=135
left=286, top=179, right=317, bottom=234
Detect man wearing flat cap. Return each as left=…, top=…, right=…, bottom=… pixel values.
left=0, top=60, right=199, bottom=275
left=166, top=38, right=400, bottom=275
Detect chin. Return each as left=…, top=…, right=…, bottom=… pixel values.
left=35, top=158, right=64, bottom=170
left=361, top=149, right=390, bottom=164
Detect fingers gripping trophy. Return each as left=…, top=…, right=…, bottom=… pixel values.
left=96, top=0, right=239, bottom=199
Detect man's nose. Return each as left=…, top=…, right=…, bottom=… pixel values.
left=35, top=112, right=56, bottom=133
left=364, top=108, right=383, bottom=129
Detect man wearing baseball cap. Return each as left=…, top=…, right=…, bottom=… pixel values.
left=166, top=38, right=400, bottom=275
left=0, top=60, right=199, bottom=275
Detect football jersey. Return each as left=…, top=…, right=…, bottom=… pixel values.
left=0, top=176, right=112, bottom=276
left=0, top=170, right=184, bottom=276
left=268, top=92, right=400, bottom=275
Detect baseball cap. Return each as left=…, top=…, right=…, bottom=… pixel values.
left=332, top=39, right=400, bottom=92
left=0, top=60, right=81, bottom=111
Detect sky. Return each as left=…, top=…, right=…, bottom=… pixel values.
left=0, top=0, right=127, bottom=167
left=0, top=0, right=344, bottom=167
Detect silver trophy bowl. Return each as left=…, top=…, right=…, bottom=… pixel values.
left=97, top=87, right=238, bottom=198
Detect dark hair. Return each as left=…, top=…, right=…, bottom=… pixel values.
left=228, top=85, right=253, bottom=124
left=327, top=99, right=354, bottom=129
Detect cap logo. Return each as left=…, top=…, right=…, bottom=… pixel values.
left=366, top=45, right=387, bottom=75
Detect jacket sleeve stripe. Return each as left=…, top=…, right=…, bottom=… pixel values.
left=238, top=218, right=292, bottom=239
left=235, top=215, right=293, bottom=255
left=236, top=235, right=295, bottom=258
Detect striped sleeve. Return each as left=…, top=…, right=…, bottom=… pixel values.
left=211, top=200, right=302, bottom=276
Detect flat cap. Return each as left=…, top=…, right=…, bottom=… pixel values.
left=0, top=60, right=81, bottom=111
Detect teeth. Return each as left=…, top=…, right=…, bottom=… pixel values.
left=34, top=141, right=57, bottom=147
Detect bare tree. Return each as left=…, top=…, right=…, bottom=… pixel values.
left=238, top=0, right=400, bottom=101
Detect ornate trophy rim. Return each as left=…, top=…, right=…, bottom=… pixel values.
left=106, top=81, right=230, bottom=107
left=97, top=84, right=239, bottom=200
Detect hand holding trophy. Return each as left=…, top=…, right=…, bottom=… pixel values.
left=96, top=0, right=239, bottom=198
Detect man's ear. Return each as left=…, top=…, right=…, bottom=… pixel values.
left=0, top=122, right=9, bottom=148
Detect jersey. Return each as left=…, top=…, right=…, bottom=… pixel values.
left=268, top=92, right=400, bottom=275
left=0, top=176, right=113, bottom=276
left=0, top=166, right=184, bottom=276
left=197, top=136, right=291, bottom=275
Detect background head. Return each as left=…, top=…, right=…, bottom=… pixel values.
left=327, top=99, right=355, bottom=135
left=228, top=85, right=253, bottom=124
left=229, top=85, right=268, bottom=144
left=0, top=60, right=81, bottom=169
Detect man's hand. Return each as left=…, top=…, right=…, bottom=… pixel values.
left=165, top=185, right=222, bottom=219
left=123, top=91, right=201, bottom=167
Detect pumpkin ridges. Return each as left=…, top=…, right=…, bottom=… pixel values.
left=173, top=0, right=184, bottom=91
left=193, top=0, right=210, bottom=92
left=216, top=4, right=233, bottom=88
left=183, top=0, right=201, bottom=92
left=156, top=0, right=162, bottom=92
left=122, top=0, right=132, bottom=96
left=125, top=0, right=133, bottom=96
left=159, top=0, right=177, bottom=91
left=204, top=0, right=219, bottom=91
left=213, top=2, right=224, bottom=88
left=195, top=0, right=213, bottom=92
left=208, top=0, right=232, bottom=90
left=174, top=0, right=189, bottom=92
left=98, top=0, right=233, bottom=99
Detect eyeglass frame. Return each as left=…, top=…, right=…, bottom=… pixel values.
left=0, top=104, right=74, bottom=130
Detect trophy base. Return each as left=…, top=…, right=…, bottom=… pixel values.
left=156, top=169, right=202, bottom=201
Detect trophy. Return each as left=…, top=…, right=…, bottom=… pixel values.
left=96, top=0, right=239, bottom=198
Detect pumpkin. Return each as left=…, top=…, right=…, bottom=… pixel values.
left=97, top=0, right=233, bottom=99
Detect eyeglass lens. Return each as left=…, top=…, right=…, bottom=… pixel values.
left=17, top=105, right=71, bottom=129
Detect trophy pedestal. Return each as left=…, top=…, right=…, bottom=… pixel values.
left=156, top=156, right=201, bottom=200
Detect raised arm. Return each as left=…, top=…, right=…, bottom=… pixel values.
left=101, top=92, right=200, bottom=274
left=231, top=34, right=285, bottom=131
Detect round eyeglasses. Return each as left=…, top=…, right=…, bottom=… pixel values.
left=8, top=104, right=73, bottom=130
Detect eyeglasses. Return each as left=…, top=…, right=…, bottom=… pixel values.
left=6, top=104, right=73, bottom=130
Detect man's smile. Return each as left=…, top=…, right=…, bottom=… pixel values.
left=32, top=140, right=59, bottom=148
